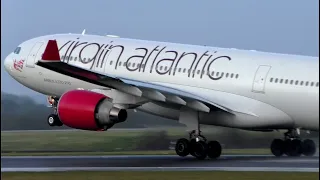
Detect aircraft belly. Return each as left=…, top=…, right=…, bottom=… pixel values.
left=199, top=108, right=293, bottom=130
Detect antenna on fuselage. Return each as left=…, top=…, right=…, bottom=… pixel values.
left=81, top=29, right=86, bottom=35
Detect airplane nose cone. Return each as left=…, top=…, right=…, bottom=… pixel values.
left=4, top=57, right=11, bottom=72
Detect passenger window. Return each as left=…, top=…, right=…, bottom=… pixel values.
left=226, top=73, right=229, bottom=78
left=270, top=78, right=273, bottom=82
left=230, top=73, right=234, bottom=78
left=183, top=69, right=186, bottom=73
left=197, top=70, right=200, bottom=74
left=110, top=61, right=113, bottom=65
left=305, top=81, right=309, bottom=86
left=178, top=68, right=181, bottom=72
left=311, top=82, right=314, bottom=86
left=300, top=81, right=304, bottom=86
left=211, top=71, right=215, bottom=76
left=316, top=82, right=319, bottom=87
left=127, top=62, right=131, bottom=66
left=132, top=63, right=135, bottom=67
left=160, top=66, right=163, bottom=70
left=74, top=57, right=77, bottom=61
left=280, top=79, right=283, bottom=83
left=220, top=72, right=224, bottom=77
left=290, top=80, right=294, bottom=84
left=119, top=62, right=122, bottom=66
left=235, top=74, right=239, bottom=79
left=285, top=79, right=288, bottom=84
left=275, top=78, right=278, bottom=83
left=295, top=80, right=299, bottom=85
left=69, top=56, right=73, bottom=61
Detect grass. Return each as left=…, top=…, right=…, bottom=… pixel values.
left=2, top=171, right=318, bottom=180
left=1, top=129, right=183, bottom=152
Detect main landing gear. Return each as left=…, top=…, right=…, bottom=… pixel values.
left=175, top=107, right=222, bottom=160
left=270, top=129, right=316, bottom=157
left=175, top=130, right=222, bottom=160
left=47, top=96, right=63, bottom=127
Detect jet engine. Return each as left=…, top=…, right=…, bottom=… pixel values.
left=57, top=90, right=127, bottom=130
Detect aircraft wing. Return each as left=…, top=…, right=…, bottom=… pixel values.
left=36, top=40, right=250, bottom=115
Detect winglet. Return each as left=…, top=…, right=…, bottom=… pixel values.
left=41, top=40, right=61, bottom=61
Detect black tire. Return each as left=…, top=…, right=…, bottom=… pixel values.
left=47, top=114, right=63, bottom=127
left=55, top=116, right=63, bottom=126
left=47, top=114, right=56, bottom=126
left=189, top=139, right=197, bottom=157
left=302, top=139, right=316, bottom=157
left=175, top=138, right=190, bottom=157
left=191, top=141, right=208, bottom=160
left=284, top=139, right=293, bottom=156
left=207, top=141, right=222, bottom=159
left=290, top=139, right=303, bottom=157
left=270, top=139, right=284, bottom=157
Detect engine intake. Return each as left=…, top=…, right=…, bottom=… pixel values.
left=57, top=90, right=127, bottom=131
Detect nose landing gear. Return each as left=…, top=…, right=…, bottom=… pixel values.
left=47, top=96, right=63, bottom=127
left=47, top=114, right=63, bottom=126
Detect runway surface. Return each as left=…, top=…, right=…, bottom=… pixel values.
left=1, top=155, right=319, bottom=172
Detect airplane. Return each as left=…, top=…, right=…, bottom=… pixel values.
left=4, top=32, right=319, bottom=160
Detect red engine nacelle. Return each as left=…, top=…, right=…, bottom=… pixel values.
left=57, top=90, right=127, bottom=131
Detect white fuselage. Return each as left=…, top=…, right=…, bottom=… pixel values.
left=4, top=34, right=319, bottom=131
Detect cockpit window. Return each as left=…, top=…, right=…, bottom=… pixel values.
left=14, top=47, right=21, bottom=54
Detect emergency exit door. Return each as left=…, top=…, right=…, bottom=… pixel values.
left=252, top=65, right=271, bottom=93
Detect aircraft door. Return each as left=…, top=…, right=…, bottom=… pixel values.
left=252, top=65, right=271, bottom=93
left=26, top=42, right=43, bottom=68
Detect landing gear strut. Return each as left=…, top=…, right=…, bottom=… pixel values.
left=47, top=96, right=63, bottom=127
left=270, top=129, right=316, bottom=157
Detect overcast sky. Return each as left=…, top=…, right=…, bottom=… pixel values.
left=1, top=0, right=319, bottom=100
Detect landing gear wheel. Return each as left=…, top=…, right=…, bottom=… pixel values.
left=271, top=139, right=284, bottom=157
left=284, top=139, right=293, bottom=156
left=47, top=114, right=63, bottom=127
left=189, top=139, right=197, bottom=157
left=190, top=140, right=208, bottom=160
left=302, top=139, right=316, bottom=157
left=175, top=138, right=190, bottom=157
left=207, top=141, right=222, bottom=159
left=290, top=139, right=303, bottom=157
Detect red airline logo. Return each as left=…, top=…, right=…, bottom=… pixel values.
left=13, top=59, right=25, bottom=72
